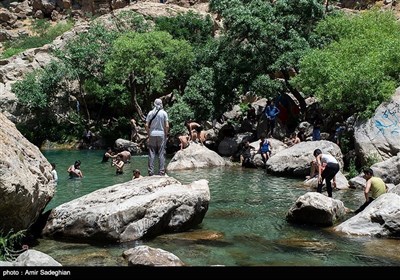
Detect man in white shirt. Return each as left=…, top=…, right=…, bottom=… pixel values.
left=145, top=99, right=169, bottom=176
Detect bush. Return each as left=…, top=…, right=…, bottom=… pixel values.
left=0, top=229, right=27, bottom=261
left=1, top=19, right=74, bottom=59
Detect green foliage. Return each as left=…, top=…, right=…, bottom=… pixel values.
left=239, top=102, right=250, bottom=116
left=56, top=23, right=118, bottom=82
left=155, top=11, right=214, bottom=46
left=365, top=153, right=380, bottom=167
left=111, top=10, right=151, bottom=33
left=98, top=116, right=131, bottom=145
left=12, top=60, right=78, bottom=145
left=168, top=93, right=195, bottom=136
left=1, top=20, right=74, bottom=59
left=105, top=31, right=195, bottom=112
left=182, top=67, right=216, bottom=122
left=205, top=0, right=327, bottom=116
left=292, top=9, right=400, bottom=120
left=30, top=19, right=51, bottom=36
left=13, top=72, right=45, bottom=109
left=13, top=60, right=71, bottom=109
left=55, top=22, right=123, bottom=122
left=339, top=134, right=351, bottom=155
left=347, top=158, right=358, bottom=179
left=250, top=75, right=283, bottom=98
left=0, top=229, right=26, bottom=261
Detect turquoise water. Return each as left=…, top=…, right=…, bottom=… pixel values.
left=37, top=149, right=400, bottom=266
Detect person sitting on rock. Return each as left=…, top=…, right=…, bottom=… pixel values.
left=354, top=167, right=387, bottom=214
left=240, top=140, right=256, bottom=168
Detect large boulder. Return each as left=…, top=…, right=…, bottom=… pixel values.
left=335, top=193, right=400, bottom=237
left=286, top=192, right=347, bottom=226
left=0, top=113, right=55, bottom=232
left=14, top=250, right=62, bottom=266
left=0, top=250, right=61, bottom=266
left=167, top=143, right=226, bottom=171
left=265, top=140, right=343, bottom=177
left=354, top=88, right=400, bottom=165
left=123, top=245, right=184, bottom=266
left=370, top=154, right=400, bottom=185
left=42, top=176, right=210, bottom=243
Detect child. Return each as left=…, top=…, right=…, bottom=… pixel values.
left=258, top=134, right=272, bottom=164
left=132, top=169, right=143, bottom=179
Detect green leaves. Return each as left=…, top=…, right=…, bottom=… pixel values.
left=293, top=9, right=400, bottom=119
left=155, top=11, right=214, bottom=46
left=205, top=0, right=327, bottom=114
left=0, top=229, right=26, bottom=261
left=105, top=31, right=194, bottom=111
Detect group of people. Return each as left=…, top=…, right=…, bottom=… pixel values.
left=310, top=148, right=387, bottom=214
left=239, top=133, right=272, bottom=168
left=177, top=121, right=208, bottom=151
left=238, top=133, right=386, bottom=215
left=66, top=157, right=143, bottom=181
left=65, top=97, right=385, bottom=217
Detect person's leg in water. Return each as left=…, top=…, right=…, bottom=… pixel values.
left=354, top=198, right=372, bottom=214
left=318, top=163, right=339, bottom=197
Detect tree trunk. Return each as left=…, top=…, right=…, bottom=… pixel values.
left=79, top=82, right=91, bottom=123
left=129, top=74, right=145, bottom=122
left=281, top=69, right=307, bottom=113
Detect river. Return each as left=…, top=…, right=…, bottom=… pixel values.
left=34, top=149, right=400, bottom=267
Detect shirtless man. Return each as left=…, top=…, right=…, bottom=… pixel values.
left=178, top=134, right=190, bottom=150
left=67, top=160, right=83, bottom=178
left=115, top=150, right=131, bottom=163
left=198, top=130, right=207, bottom=146
left=112, top=155, right=125, bottom=175
left=185, top=121, right=202, bottom=141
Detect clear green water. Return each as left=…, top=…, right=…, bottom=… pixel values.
left=36, top=150, right=400, bottom=266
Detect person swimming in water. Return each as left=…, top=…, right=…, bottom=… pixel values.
left=67, top=160, right=83, bottom=179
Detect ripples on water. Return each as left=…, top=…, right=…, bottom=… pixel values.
left=38, top=150, right=400, bottom=266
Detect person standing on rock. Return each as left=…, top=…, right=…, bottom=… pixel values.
left=313, top=149, right=339, bottom=198
left=145, top=98, right=169, bottom=176
left=264, top=99, right=280, bottom=137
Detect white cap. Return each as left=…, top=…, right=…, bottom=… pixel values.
left=154, top=98, right=163, bottom=109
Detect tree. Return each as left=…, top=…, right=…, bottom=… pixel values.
left=208, top=0, right=328, bottom=113
left=292, top=9, right=400, bottom=119
left=55, top=23, right=119, bottom=123
left=12, top=61, right=76, bottom=146
left=105, top=31, right=195, bottom=121
left=167, top=93, right=195, bottom=136
left=182, top=67, right=216, bottom=122
left=155, top=11, right=214, bottom=46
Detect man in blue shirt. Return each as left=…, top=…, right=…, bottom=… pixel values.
left=264, top=99, right=280, bottom=137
